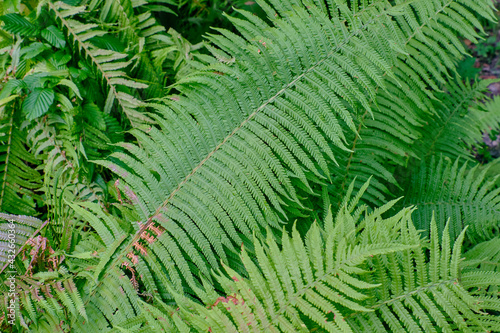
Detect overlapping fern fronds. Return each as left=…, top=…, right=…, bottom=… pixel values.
left=347, top=219, right=500, bottom=332
left=0, top=202, right=142, bottom=332
left=462, top=237, right=500, bottom=307
left=325, top=1, right=495, bottom=209
left=95, top=0, right=413, bottom=296
left=91, top=0, right=497, bottom=298
left=0, top=213, right=45, bottom=266
left=140, top=182, right=500, bottom=332
left=5, top=183, right=500, bottom=332
left=2, top=0, right=500, bottom=331
left=85, top=0, right=171, bottom=98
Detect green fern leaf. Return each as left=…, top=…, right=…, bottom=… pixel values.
left=0, top=102, right=42, bottom=215
left=47, top=1, right=151, bottom=126
left=415, top=78, right=499, bottom=160
left=402, top=156, right=500, bottom=241
left=67, top=0, right=498, bottom=310
left=141, top=183, right=500, bottom=332
left=0, top=13, right=39, bottom=36
left=0, top=213, right=45, bottom=266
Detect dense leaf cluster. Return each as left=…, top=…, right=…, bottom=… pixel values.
left=1, top=0, right=500, bottom=332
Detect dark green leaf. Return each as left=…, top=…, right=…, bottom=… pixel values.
left=20, top=42, right=50, bottom=59
left=41, top=25, right=66, bottom=48
left=22, top=88, right=55, bottom=120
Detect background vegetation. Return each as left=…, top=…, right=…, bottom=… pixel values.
left=1, top=0, right=500, bottom=332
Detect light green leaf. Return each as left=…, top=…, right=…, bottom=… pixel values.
left=58, top=79, right=82, bottom=99
left=0, top=94, right=18, bottom=107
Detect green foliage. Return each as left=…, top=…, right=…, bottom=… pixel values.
left=140, top=184, right=500, bottom=332
left=0, top=103, right=41, bottom=215
left=403, top=157, right=500, bottom=242
left=0, top=13, right=38, bottom=36
left=0, top=213, right=45, bottom=265
left=1, top=0, right=500, bottom=332
left=413, top=78, right=500, bottom=160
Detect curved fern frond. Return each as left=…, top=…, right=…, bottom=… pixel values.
left=0, top=203, right=144, bottom=331
left=86, top=0, right=169, bottom=98
left=94, top=0, right=415, bottom=296
left=463, top=237, right=500, bottom=274
left=462, top=237, right=500, bottom=311
left=325, top=0, right=493, bottom=208
left=0, top=213, right=45, bottom=267
left=402, top=156, right=500, bottom=241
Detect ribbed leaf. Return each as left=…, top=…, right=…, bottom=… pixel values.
left=21, top=88, right=54, bottom=120
left=0, top=13, right=39, bottom=36
left=41, top=25, right=66, bottom=48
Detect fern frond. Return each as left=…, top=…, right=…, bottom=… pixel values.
left=0, top=213, right=45, bottom=266
left=325, top=0, right=493, bottom=208
left=140, top=184, right=500, bottom=332
left=462, top=237, right=500, bottom=302
left=93, top=0, right=420, bottom=297
left=402, top=156, right=500, bottom=241
left=23, top=116, right=106, bottom=239
left=415, top=78, right=499, bottom=160
left=86, top=0, right=169, bottom=98
left=0, top=102, right=42, bottom=215
left=0, top=205, right=145, bottom=331
left=347, top=219, right=500, bottom=333
left=92, top=0, right=497, bottom=299
left=148, top=183, right=416, bottom=332
left=47, top=1, right=150, bottom=126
